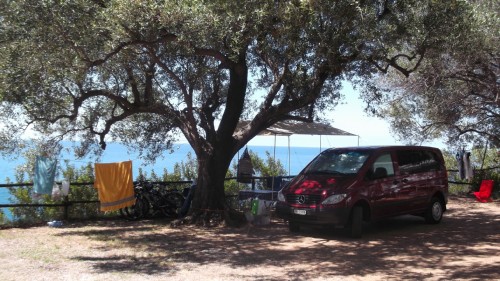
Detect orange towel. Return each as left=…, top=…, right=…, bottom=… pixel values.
left=94, top=161, right=135, bottom=212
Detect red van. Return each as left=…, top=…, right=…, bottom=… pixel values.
left=276, top=146, right=448, bottom=237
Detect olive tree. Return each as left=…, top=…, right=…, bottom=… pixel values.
left=0, top=0, right=474, bottom=222
left=363, top=0, right=499, bottom=148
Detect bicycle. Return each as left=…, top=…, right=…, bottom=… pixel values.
left=120, top=180, right=185, bottom=220
left=119, top=183, right=149, bottom=220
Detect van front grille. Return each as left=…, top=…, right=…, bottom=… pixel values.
left=286, top=194, right=322, bottom=205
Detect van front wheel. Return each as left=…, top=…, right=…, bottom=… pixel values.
left=349, top=206, right=363, bottom=238
left=425, top=197, right=444, bottom=224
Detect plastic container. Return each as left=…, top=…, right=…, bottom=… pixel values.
left=47, top=220, right=63, bottom=227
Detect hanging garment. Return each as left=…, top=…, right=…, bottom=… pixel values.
left=94, top=161, right=135, bottom=212
left=33, top=156, right=57, bottom=196
left=456, top=150, right=465, bottom=180
left=61, top=179, right=70, bottom=196
left=463, top=152, right=474, bottom=181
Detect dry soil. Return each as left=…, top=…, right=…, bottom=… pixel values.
left=0, top=196, right=499, bottom=281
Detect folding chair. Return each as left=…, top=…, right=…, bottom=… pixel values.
left=473, top=180, right=494, bottom=203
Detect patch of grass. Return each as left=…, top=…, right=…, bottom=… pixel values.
left=449, top=183, right=471, bottom=195
left=20, top=245, right=62, bottom=263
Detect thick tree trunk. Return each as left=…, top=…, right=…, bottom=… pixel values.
left=182, top=60, right=248, bottom=225
left=189, top=145, right=234, bottom=225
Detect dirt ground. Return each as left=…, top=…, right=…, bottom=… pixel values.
left=0, top=196, right=499, bottom=281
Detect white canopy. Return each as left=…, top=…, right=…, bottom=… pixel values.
left=237, top=120, right=359, bottom=175
left=250, top=120, right=356, bottom=137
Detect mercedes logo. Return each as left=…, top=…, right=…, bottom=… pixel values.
left=297, top=195, right=306, bottom=204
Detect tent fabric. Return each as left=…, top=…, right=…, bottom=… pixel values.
left=474, top=179, right=494, bottom=203
left=94, top=161, right=135, bottom=212
left=236, top=120, right=356, bottom=136
left=33, top=156, right=58, bottom=195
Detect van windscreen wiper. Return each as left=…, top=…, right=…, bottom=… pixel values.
left=305, top=170, right=346, bottom=176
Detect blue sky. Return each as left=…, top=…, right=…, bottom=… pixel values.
left=248, top=82, right=446, bottom=150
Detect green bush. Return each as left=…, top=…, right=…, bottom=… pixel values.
left=0, top=209, right=5, bottom=224
left=7, top=185, right=60, bottom=224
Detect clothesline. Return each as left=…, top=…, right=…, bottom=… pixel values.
left=32, top=157, right=136, bottom=212
left=1, top=158, right=126, bottom=173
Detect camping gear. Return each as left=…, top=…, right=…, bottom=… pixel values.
left=474, top=179, right=494, bottom=203
left=249, top=198, right=271, bottom=225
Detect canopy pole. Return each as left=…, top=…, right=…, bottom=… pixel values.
left=273, top=134, right=277, bottom=163
left=288, top=135, right=291, bottom=176
left=480, top=141, right=488, bottom=170
left=237, top=150, right=240, bottom=189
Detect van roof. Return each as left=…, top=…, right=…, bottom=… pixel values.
left=325, top=145, right=441, bottom=151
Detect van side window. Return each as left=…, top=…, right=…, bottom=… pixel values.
left=368, top=153, right=395, bottom=180
left=397, top=150, right=442, bottom=174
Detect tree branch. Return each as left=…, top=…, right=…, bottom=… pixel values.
left=370, top=48, right=426, bottom=78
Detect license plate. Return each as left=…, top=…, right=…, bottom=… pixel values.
left=293, top=209, right=307, bottom=215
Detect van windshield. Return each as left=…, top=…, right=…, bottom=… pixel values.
left=304, top=150, right=371, bottom=175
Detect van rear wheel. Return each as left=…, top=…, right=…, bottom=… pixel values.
left=349, top=206, right=363, bottom=238
left=425, top=197, right=444, bottom=224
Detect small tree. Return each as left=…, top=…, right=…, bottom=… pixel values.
left=250, top=151, right=287, bottom=178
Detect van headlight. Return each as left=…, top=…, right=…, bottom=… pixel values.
left=322, top=194, right=347, bottom=205
left=277, top=190, right=286, bottom=202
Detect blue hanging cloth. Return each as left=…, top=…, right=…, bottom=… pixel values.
left=33, top=156, right=57, bottom=195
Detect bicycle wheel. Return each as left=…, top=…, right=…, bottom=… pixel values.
left=120, top=195, right=149, bottom=220
left=159, top=192, right=185, bottom=218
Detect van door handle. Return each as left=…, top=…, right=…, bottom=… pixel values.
left=402, top=178, right=409, bottom=183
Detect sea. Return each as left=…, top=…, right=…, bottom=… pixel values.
left=0, top=142, right=323, bottom=219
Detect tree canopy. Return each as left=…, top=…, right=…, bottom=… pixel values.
left=363, top=0, right=499, bottom=148
left=0, top=0, right=477, bottom=219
